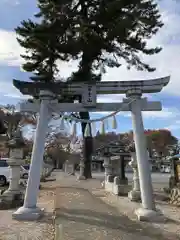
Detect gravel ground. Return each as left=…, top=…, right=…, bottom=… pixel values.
left=54, top=173, right=180, bottom=240
left=92, top=189, right=180, bottom=239
left=0, top=182, right=56, bottom=240
left=1, top=171, right=179, bottom=240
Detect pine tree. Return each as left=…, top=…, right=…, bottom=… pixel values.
left=68, top=0, right=163, bottom=82
left=65, top=0, right=163, bottom=178
left=15, top=0, right=78, bottom=82
left=15, top=0, right=163, bottom=179
left=15, top=0, right=94, bottom=179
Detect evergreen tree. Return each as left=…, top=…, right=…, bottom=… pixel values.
left=15, top=0, right=163, bottom=179
left=15, top=0, right=94, bottom=179
left=15, top=0, right=78, bottom=82
left=66, top=0, right=163, bottom=178
left=68, top=0, right=163, bottom=82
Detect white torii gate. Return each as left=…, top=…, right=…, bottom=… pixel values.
left=12, top=76, right=170, bottom=221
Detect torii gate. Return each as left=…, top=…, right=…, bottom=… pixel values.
left=12, top=76, right=170, bottom=221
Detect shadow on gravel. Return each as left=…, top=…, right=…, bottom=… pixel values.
left=51, top=185, right=180, bottom=240
left=40, top=172, right=179, bottom=240
left=55, top=207, right=179, bottom=240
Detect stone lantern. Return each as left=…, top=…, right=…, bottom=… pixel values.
left=128, top=152, right=141, bottom=201
left=111, top=141, right=130, bottom=185
left=1, top=130, right=25, bottom=204
left=102, top=146, right=113, bottom=181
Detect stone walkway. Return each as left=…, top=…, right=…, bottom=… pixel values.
left=54, top=173, right=179, bottom=240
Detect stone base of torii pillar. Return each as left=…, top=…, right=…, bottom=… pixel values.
left=13, top=206, right=44, bottom=221
left=135, top=208, right=165, bottom=222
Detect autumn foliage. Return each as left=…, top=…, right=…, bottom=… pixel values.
left=144, top=129, right=178, bottom=157
left=93, top=129, right=178, bottom=158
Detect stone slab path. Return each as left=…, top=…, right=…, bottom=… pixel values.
left=54, top=173, right=179, bottom=240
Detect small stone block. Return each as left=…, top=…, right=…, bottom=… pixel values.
left=107, top=175, right=114, bottom=183
left=0, top=198, right=24, bottom=210
left=114, top=176, right=120, bottom=185
left=77, top=175, right=86, bottom=180
left=119, top=178, right=128, bottom=185
left=128, top=190, right=141, bottom=202
left=105, top=181, right=113, bottom=192
left=113, top=184, right=131, bottom=196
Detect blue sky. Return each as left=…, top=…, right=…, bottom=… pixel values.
left=0, top=0, right=180, bottom=138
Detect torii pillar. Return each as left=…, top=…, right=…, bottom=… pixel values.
left=127, top=89, right=164, bottom=221
left=13, top=90, right=53, bottom=220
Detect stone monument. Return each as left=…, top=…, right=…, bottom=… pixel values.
left=0, top=130, right=25, bottom=208
left=97, top=141, right=131, bottom=196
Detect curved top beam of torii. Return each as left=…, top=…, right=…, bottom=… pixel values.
left=13, top=76, right=170, bottom=97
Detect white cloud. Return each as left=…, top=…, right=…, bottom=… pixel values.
left=95, top=107, right=180, bottom=120
left=0, top=81, right=27, bottom=100
left=0, top=0, right=180, bottom=97
left=1, top=0, right=20, bottom=6
left=3, top=93, right=27, bottom=99
left=101, top=1, right=180, bottom=95
left=0, top=29, right=24, bottom=66
left=166, top=120, right=180, bottom=131
left=142, top=107, right=180, bottom=119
